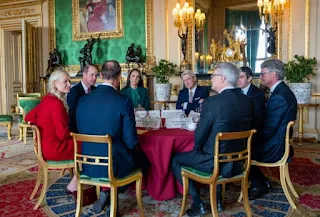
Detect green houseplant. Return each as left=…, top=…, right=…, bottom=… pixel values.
left=152, top=59, right=177, bottom=101
left=284, top=55, right=318, bottom=104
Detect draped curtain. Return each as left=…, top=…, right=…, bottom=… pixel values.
left=225, top=9, right=261, bottom=73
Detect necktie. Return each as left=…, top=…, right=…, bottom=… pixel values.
left=241, top=89, right=245, bottom=95
left=268, top=91, right=273, bottom=99
left=86, top=88, right=91, bottom=94
left=189, top=91, right=193, bottom=103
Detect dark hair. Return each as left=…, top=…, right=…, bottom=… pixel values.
left=240, top=66, right=253, bottom=78
left=82, top=64, right=97, bottom=75
left=101, top=60, right=121, bottom=80
left=125, top=69, right=143, bottom=88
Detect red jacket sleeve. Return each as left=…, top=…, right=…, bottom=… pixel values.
left=50, top=98, right=72, bottom=141
left=25, top=105, right=38, bottom=124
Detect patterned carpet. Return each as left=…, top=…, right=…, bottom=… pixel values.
left=0, top=125, right=319, bottom=217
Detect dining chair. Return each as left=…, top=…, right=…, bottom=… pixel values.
left=29, top=125, right=74, bottom=210
left=17, top=93, right=42, bottom=143
left=0, top=115, right=13, bottom=139
left=70, top=133, right=145, bottom=217
left=238, top=121, right=298, bottom=209
left=179, top=129, right=256, bottom=217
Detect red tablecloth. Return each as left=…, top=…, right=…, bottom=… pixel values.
left=138, top=128, right=194, bottom=200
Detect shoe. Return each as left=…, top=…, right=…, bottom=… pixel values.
left=93, top=191, right=110, bottom=214
left=248, top=187, right=268, bottom=200
left=217, top=200, right=224, bottom=212
left=186, top=202, right=209, bottom=217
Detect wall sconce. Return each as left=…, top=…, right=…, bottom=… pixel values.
left=257, top=0, right=287, bottom=27
left=195, top=52, right=199, bottom=62
left=195, top=9, right=205, bottom=32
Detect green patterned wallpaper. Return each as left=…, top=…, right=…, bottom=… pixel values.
left=55, top=0, right=146, bottom=65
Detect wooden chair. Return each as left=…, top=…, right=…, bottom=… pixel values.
left=0, top=115, right=13, bottom=139
left=17, top=93, right=41, bottom=143
left=71, top=133, right=145, bottom=217
left=239, top=121, right=298, bottom=209
left=179, top=129, right=256, bottom=217
left=29, top=125, right=74, bottom=210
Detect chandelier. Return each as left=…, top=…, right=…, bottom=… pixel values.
left=257, top=0, right=287, bottom=27
left=172, top=2, right=194, bottom=29
left=195, top=9, right=206, bottom=32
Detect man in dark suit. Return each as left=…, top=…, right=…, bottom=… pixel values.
left=67, top=64, right=98, bottom=133
left=238, top=66, right=265, bottom=130
left=176, top=70, right=209, bottom=115
left=249, top=59, right=297, bottom=199
left=171, top=63, right=255, bottom=216
left=76, top=60, right=149, bottom=215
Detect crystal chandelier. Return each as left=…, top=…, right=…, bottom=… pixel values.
left=257, top=0, right=287, bottom=27
left=172, top=2, right=194, bottom=29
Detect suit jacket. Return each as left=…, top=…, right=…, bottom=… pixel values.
left=25, top=94, right=74, bottom=161
left=76, top=85, right=138, bottom=178
left=194, top=89, right=255, bottom=177
left=254, top=81, right=297, bottom=162
left=120, top=86, right=150, bottom=110
left=176, top=85, right=209, bottom=115
left=67, top=82, right=96, bottom=133
left=246, top=84, right=265, bottom=130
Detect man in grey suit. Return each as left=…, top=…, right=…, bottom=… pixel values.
left=171, top=62, right=255, bottom=216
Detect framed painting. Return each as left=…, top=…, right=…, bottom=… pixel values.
left=72, top=0, right=123, bottom=41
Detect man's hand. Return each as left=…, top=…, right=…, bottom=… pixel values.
left=198, top=99, right=204, bottom=104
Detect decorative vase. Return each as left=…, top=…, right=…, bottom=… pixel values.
left=155, top=83, right=172, bottom=101
left=289, top=82, right=312, bottom=104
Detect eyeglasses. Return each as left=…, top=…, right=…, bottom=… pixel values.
left=211, top=73, right=222, bottom=78
left=260, top=71, right=272, bottom=76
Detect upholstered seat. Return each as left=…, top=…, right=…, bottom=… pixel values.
left=0, top=115, right=13, bottom=139
left=179, top=129, right=256, bottom=217
left=29, top=125, right=74, bottom=210
left=71, top=133, right=145, bottom=217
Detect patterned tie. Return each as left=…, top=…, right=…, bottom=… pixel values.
left=189, top=91, right=193, bottom=103
left=86, top=88, right=91, bottom=94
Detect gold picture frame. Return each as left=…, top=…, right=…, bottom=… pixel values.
left=72, top=0, right=123, bottom=41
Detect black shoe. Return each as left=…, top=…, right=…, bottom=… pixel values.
left=248, top=187, right=268, bottom=200
left=186, top=202, right=209, bottom=217
left=93, top=191, right=110, bottom=214
left=217, top=200, right=224, bottom=212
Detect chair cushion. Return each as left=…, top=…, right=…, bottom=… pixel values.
left=47, top=160, right=74, bottom=165
left=79, top=169, right=142, bottom=184
left=0, top=115, right=13, bottom=122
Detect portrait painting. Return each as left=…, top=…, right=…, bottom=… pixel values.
left=72, top=0, right=123, bottom=41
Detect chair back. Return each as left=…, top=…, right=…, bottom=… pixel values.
left=278, top=121, right=295, bottom=164
left=70, top=133, right=115, bottom=182
left=211, top=129, right=256, bottom=182
left=17, top=94, right=41, bottom=121
left=30, top=125, right=46, bottom=165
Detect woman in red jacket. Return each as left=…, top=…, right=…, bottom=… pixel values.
left=26, top=69, right=77, bottom=192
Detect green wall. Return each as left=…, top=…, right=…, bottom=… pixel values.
left=55, top=0, right=146, bottom=65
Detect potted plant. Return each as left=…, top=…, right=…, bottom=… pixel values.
left=152, top=59, right=177, bottom=101
left=284, top=55, right=318, bottom=104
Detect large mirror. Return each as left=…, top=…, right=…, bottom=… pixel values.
left=193, top=1, right=281, bottom=75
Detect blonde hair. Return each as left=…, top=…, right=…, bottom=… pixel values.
left=48, top=69, right=70, bottom=111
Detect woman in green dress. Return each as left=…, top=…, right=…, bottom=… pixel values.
left=121, top=69, right=150, bottom=111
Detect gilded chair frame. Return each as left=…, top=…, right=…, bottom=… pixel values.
left=17, top=93, right=42, bottom=143
left=239, top=121, right=298, bottom=209
left=0, top=115, right=12, bottom=140
left=71, top=133, right=145, bottom=217
left=29, top=125, right=74, bottom=210
left=179, top=129, right=256, bottom=217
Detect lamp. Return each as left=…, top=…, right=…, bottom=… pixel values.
left=257, top=0, right=287, bottom=27
left=195, top=9, right=205, bottom=32
left=172, top=2, right=194, bottom=29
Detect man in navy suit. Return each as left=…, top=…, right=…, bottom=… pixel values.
left=171, top=63, right=254, bottom=216
left=76, top=60, right=149, bottom=215
left=237, top=66, right=265, bottom=131
left=176, top=70, right=209, bottom=115
left=249, top=59, right=297, bottom=199
left=67, top=64, right=98, bottom=133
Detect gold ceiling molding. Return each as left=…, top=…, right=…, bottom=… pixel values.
left=48, top=0, right=154, bottom=65
left=0, top=1, right=40, bottom=9
left=305, top=0, right=310, bottom=58
left=0, top=8, right=37, bottom=17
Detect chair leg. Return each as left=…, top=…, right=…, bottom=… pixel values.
left=19, top=126, right=23, bottom=141
left=33, top=167, right=48, bottom=210
left=280, top=165, right=297, bottom=209
left=68, top=168, right=73, bottom=178
left=96, top=186, right=100, bottom=199
left=75, top=183, right=83, bottom=217
left=284, top=164, right=298, bottom=198
left=29, top=164, right=42, bottom=200
left=23, top=127, right=27, bottom=144
left=238, top=190, right=243, bottom=202
left=136, top=176, right=145, bottom=217
left=179, top=174, right=189, bottom=217
left=7, top=123, right=12, bottom=140
left=60, top=169, right=65, bottom=176
left=209, top=184, right=219, bottom=217
left=241, top=178, right=252, bottom=217
left=222, top=183, right=226, bottom=205
left=110, top=186, right=118, bottom=217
